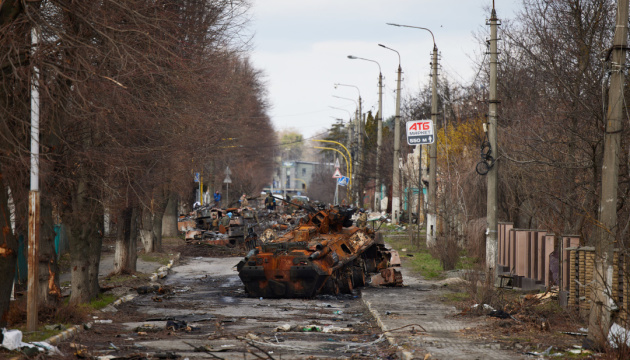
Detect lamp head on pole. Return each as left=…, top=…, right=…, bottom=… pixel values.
left=347, top=55, right=358, bottom=59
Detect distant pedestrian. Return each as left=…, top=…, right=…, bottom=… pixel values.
left=265, top=192, right=276, bottom=211
left=220, top=212, right=231, bottom=228
left=357, top=209, right=368, bottom=229
left=214, top=190, right=221, bottom=208
left=240, top=193, right=249, bottom=208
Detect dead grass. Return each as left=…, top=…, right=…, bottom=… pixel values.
left=7, top=298, right=90, bottom=330
left=431, top=234, right=460, bottom=270
left=138, top=252, right=171, bottom=266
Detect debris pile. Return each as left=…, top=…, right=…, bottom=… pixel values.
left=178, top=206, right=259, bottom=250
left=178, top=196, right=313, bottom=253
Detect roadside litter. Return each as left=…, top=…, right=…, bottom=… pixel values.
left=1, top=328, right=63, bottom=356
left=273, top=324, right=355, bottom=333
left=137, top=285, right=169, bottom=294
left=166, top=319, right=193, bottom=332
left=134, top=324, right=161, bottom=333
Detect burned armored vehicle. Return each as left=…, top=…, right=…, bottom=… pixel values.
left=237, top=206, right=402, bottom=298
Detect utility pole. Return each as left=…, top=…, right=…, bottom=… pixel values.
left=588, top=0, right=628, bottom=346
left=27, top=26, right=40, bottom=331
left=353, top=108, right=359, bottom=206
left=427, top=44, right=439, bottom=247
left=386, top=24, right=438, bottom=242
left=334, top=157, right=339, bottom=205
left=334, top=85, right=361, bottom=205
left=486, top=6, right=499, bottom=278
left=392, top=63, right=402, bottom=224
left=346, top=118, right=354, bottom=205
left=356, top=98, right=362, bottom=207
left=376, top=71, right=383, bottom=212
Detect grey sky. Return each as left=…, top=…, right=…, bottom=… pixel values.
left=249, top=1, right=521, bottom=138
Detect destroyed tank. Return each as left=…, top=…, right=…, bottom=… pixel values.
left=236, top=206, right=402, bottom=298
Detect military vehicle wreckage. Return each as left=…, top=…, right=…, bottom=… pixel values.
left=237, top=205, right=402, bottom=298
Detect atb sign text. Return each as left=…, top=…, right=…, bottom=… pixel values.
left=406, top=120, right=434, bottom=145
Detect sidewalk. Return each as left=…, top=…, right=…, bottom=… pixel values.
left=59, top=253, right=167, bottom=285
left=362, top=265, right=528, bottom=360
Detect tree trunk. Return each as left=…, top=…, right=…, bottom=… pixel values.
left=65, top=179, right=103, bottom=304
left=39, top=194, right=60, bottom=305
left=152, top=209, right=164, bottom=252
left=139, top=205, right=154, bottom=253
left=114, top=206, right=137, bottom=274
left=128, top=206, right=138, bottom=270
left=0, top=167, right=18, bottom=328
left=161, top=192, right=178, bottom=238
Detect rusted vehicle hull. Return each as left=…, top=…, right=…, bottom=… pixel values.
left=237, top=207, right=402, bottom=298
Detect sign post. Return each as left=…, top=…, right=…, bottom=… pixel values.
left=224, top=166, right=232, bottom=206
left=406, top=120, right=434, bottom=145
left=333, top=158, right=342, bottom=205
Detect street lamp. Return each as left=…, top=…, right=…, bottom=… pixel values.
left=329, top=106, right=353, bottom=118
left=378, top=43, right=403, bottom=224
left=387, top=23, right=439, bottom=247
left=332, top=95, right=358, bottom=108
left=330, top=106, right=355, bottom=152
left=335, top=83, right=363, bottom=206
left=334, top=83, right=362, bottom=144
left=347, top=55, right=384, bottom=212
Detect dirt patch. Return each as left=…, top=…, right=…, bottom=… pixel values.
left=460, top=315, right=583, bottom=353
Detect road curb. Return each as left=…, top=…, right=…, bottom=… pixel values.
left=149, top=252, right=180, bottom=282
left=45, top=324, right=82, bottom=346
left=44, top=252, right=182, bottom=346
left=363, top=298, right=414, bottom=360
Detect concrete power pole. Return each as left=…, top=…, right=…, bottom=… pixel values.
left=354, top=107, right=360, bottom=206
left=375, top=72, right=383, bottom=212
left=28, top=27, right=40, bottom=331
left=587, top=0, right=628, bottom=346
left=346, top=55, right=383, bottom=212
left=485, top=7, right=499, bottom=279
left=357, top=98, right=363, bottom=207
left=392, top=64, right=402, bottom=224
left=426, top=45, right=439, bottom=247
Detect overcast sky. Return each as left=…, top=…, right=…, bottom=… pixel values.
left=248, top=1, right=522, bottom=138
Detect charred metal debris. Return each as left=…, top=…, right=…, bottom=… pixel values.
left=178, top=199, right=403, bottom=298
left=237, top=205, right=403, bottom=298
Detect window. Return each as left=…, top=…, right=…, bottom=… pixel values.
left=302, top=168, right=306, bottom=176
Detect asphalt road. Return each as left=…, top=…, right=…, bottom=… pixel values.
left=56, top=256, right=395, bottom=359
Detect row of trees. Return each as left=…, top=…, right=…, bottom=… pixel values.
left=315, top=0, right=628, bottom=346
left=398, top=0, right=629, bottom=264
left=317, top=0, right=627, bottom=267
left=0, top=0, right=275, bottom=327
